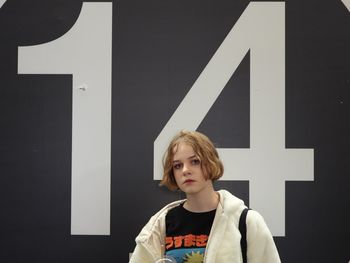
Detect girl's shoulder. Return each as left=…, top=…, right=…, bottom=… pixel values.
left=135, top=199, right=184, bottom=243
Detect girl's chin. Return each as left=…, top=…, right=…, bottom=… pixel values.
left=180, top=188, right=200, bottom=195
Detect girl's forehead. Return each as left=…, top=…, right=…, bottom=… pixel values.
left=172, top=142, right=196, bottom=160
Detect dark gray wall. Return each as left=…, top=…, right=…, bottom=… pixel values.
left=0, top=0, right=349, bottom=262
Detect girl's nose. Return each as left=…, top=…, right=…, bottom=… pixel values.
left=182, top=163, right=190, bottom=174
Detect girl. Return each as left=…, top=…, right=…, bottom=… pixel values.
left=130, top=130, right=280, bottom=263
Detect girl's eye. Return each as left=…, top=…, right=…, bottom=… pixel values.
left=191, top=159, right=200, bottom=165
left=173, top=163, right=182, bottom=170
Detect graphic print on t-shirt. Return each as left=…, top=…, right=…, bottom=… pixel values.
left=165, top=234, right=208, bottom=262
left=166, top=247, right=205, bottom=262
left=165, top=203, right=216, bottom=263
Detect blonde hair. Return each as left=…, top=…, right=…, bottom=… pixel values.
left=160, top=130, right=224, bottom=191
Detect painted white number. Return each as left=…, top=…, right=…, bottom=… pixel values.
left=18, top=3, right=113, bottom=235
left=341, top=0, right=350, bottom=11
left=154, top=2, right=314, bottom=236
left=0, top=0, right=6, bottom=9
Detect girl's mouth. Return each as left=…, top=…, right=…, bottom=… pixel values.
left=184, top=179, right=195, bottom=184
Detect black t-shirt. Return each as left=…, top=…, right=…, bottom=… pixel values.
left=165, top=203, right=216, bottom=263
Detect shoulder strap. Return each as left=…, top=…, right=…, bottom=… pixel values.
left=239, top=208, right=250, bottom=263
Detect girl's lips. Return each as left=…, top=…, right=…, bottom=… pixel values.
left=184, top=179, right=195, bottom=184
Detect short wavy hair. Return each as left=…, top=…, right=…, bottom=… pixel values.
left=160, top=130, right=224, bottom=191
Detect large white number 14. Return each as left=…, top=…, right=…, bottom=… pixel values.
left=17, top=2, right=314, bottom=237
left=154, top=2, right=314, bottom=236
left=18, top=3, right=112, bottom=235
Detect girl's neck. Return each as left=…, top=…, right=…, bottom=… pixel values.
left=183, top=187, right=219, bottom=213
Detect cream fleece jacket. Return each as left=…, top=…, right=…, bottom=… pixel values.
left=129, top=189, right=281, bottom=263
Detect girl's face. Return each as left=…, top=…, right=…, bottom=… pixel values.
left=172, top=142, right=213, bottom=196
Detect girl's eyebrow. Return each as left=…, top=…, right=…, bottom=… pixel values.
left=173, top=155, right=197, bottom=163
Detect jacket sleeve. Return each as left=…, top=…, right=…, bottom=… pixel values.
left=129, top=212, right=166, bottom=263
left=129, top=244, right=154, bottom=263
left=246, top=210, right=281, bottom=263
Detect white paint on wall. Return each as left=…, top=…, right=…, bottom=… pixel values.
left=0, top=0, right=7, bottom=9
left=154, top=2, right=314, bottom=236
left=18, top=3, right=113, bottom=235
left=341, top=0, right=350, bottom=11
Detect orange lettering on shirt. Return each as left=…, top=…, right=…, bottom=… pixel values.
left=165, top=237, right=174, bottom=249
left=195, top=235, right=208, bottom=247
left=184, top=234, right=196, bottom=247
left=174, top=236, right=184, bottom=248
